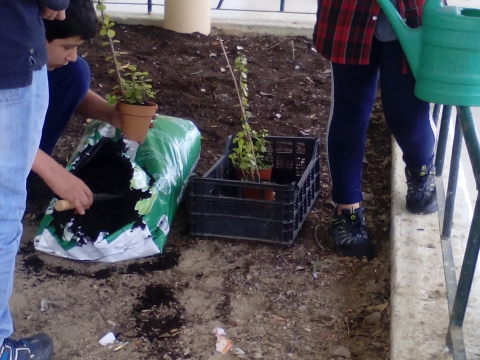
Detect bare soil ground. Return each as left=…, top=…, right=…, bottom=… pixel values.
left=16, top=25, right=392, bottom=359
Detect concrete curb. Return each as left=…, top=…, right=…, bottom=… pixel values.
left=104, top=11, right=316, bottom=38
left=390, top=139, right=451, bottom=360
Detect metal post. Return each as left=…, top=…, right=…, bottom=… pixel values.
left=448, top=194, right=480, bottom=349
left=442, top=113, right=462, bottom=239
left=435, top=105, right=452, bottom=176
left=458, top=107, right=480, bottom=190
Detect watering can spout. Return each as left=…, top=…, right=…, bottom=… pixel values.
left=376, top=0, right=422, bottom=77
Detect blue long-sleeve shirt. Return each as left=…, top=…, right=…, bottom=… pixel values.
left=0, top=0, right=69, bottom=89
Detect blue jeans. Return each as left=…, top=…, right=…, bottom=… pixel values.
left=0, top=67, right=49, bottom=343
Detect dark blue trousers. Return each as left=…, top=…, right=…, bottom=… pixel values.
left=40, top=57, right=91, bottom=155
left=328, top=39, right=436, bottom=205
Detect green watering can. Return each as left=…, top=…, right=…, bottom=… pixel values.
left=376, top=0, right=480, bottom=106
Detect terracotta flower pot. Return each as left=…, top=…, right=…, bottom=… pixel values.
left=235, top=165, right=275, bottom=201
left=119, top=101, right=158, bottom=142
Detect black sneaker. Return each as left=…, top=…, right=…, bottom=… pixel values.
left=405, top=164, right=438, bottom=214
left=331, top=206, right=373, bottom=258
left=0, top=333, right=54, bottom=360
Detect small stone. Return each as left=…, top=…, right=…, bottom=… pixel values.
left=333, top=345, right=351, bottom=358
left=363, top=312, right=382, bottom=326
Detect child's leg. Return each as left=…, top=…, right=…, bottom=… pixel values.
left=379, top=41, right=437, bottom=214
left=328, top=62, right=379, bottom=205
left=40, top=57, right=91, bottom=155
left=379, top=40, right=435, bottom=168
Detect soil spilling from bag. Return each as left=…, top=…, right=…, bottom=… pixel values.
left=49, top=138, right=151, bottom=243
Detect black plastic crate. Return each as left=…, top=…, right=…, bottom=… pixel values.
left=189, top=136, right=321, bottom=245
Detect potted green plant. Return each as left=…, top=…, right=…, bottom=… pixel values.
left=219, top=40, right=273, bottom=194
left=96, top=0, right=158, bottom=142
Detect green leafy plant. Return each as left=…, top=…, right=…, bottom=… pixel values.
left=219, top=39, right=272, bottom=181
left=96, top=0, right=156, bottom=105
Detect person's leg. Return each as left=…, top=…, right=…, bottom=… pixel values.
left=327, top=55, right=380, bottom=258
left=379, top=40, right=437, bottom=214
left=40, top=57, right=91, bottom=155
left=0, top=67, right=49, bottom=343
left=379, top=40, right=435, bottom=168
left=328, top=63, right=379, bottom=206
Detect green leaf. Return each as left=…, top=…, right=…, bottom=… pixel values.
left=107, top=29, right=115, bottom=38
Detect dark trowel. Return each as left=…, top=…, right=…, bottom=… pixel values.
left=53, top=193, right=123, bottom=212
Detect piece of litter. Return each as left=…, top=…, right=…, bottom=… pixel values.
left=213, top=327, right=233, bottom=354
left=99, top=332, right=116, bottom=346
left=40, top=299, right=67, bottom=312
left=260, top=91, right=274, bottom=97
left=216, top=336, right=233, bottom=354
left=113, top=342, right=129, bottom=351
left=213, top=327, right=227, bottom=336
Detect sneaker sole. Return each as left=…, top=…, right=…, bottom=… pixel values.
left=335, top=243, right=374, bottom=260
left=406, top=201, right=438, bottom=215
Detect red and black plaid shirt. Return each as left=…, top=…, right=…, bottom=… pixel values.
left=313, top=0, right=425, bottom=65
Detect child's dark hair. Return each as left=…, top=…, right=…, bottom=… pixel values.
left=44, top=0, right=97, bottom=42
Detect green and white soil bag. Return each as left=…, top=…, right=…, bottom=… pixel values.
left=34, top=115, right=201, bottom=262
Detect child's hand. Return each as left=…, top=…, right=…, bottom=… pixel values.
left=43, top=168, right=93, bottom=215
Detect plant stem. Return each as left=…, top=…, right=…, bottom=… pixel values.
left=219, top=38, right=261, bottom=181
left=97, top=0, right=126, bottom=99
left=219, top=39, right=247, bottom=125
left=292, top=40, right=295, bottom=62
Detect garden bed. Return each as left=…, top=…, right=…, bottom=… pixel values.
left=16, top=25, right=391, bottom=359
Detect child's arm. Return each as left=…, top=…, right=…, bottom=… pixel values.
left=32, top=150, right=93, bottom=215
left=75, top=90, right=123, bottom=128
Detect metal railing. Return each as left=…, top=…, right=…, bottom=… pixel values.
left=101, top=0, right=314, bottom=15
left=433, top=105, right=480, bottom=360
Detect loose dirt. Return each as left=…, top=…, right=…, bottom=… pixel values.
left=16, top=25, right=392, bottom=359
